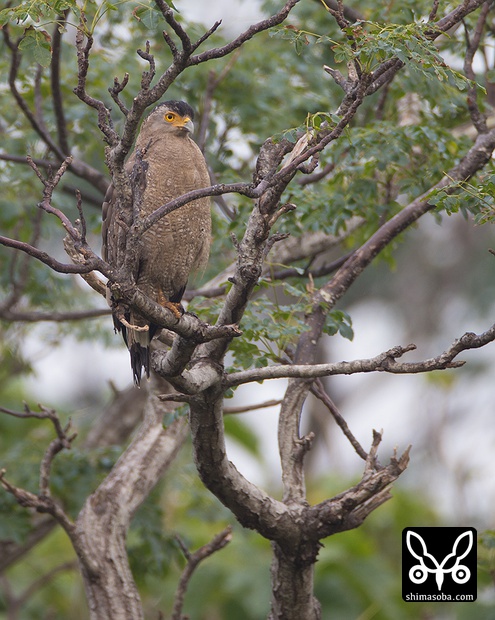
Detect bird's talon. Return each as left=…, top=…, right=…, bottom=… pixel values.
left=162, top=300, right=183, bottom=320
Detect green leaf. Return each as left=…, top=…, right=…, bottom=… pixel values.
left=18, top=27, right=52, bottom=67
left=323, top=310, right=354, bottom=341
left=133, top=4, right=161, bottom=29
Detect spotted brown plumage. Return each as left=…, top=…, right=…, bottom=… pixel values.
left=102, top=101, right=211, bottom=385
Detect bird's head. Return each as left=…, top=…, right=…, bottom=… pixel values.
left=143, top=100, right=195, bottom=136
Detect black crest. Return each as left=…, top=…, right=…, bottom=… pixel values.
left=153, top=100, right=195, bottom=120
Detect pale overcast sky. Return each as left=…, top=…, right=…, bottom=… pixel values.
left=177, top=0, right=264, bottom=36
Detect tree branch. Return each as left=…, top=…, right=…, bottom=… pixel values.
left=226, top=322, right=495, bottom=386
left=0, top=234, right=99, bottom=274
left=74, top=394, right=190, bottom=617
left=73, top=19, right=118, bottom=147
left=317, top=128, right=495, bottom=313
left=187, top=0, right=303, bottom=65
left=2, top=27, right=65, bottom=161
left=51, top=11, right=71, bottom=154
left=0, top=404, right=77, bottom=499
left=463, top=0, right=490, bottom=133
left=189, top=396, right=295, bottom=542
left=154, top=0, right=192, bottom=54
left=310, top=380, right=368, bottom=461
left=171, top=527, right=232, bottom=620
left=307, top=434, right=411, bottom=538
left=223, top=399, right=283, bottom=414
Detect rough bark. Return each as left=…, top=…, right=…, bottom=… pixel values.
left=74, top=390, right=188, bottom=620
left=269, top=542, right=321, bottom=620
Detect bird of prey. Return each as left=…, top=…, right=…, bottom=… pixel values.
left=102, top=100, right=211, bottom=385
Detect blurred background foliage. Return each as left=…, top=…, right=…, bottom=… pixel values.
left=1, top=0, right=495, bottom=617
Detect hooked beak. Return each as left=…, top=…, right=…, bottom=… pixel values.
left=178, top=117, right=194, bottom=134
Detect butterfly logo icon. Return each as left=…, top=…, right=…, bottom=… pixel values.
left=406, top=530, right=473, bottom=591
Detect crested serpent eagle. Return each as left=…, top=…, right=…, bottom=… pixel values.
left=102, top=100, right=211, bottom=385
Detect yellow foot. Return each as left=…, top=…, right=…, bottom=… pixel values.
left=157, top=291, right=183, bottom=319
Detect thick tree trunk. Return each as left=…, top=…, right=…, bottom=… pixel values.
left=269, top=542, right=321, bottom=620
left=77, top=535, right=143, bottom=620
left=73, top=391, right=188, bottom=619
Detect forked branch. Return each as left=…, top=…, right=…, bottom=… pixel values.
left=171, top=527, right=233, bottom=620
left=0, top=404, right=76, bottom=534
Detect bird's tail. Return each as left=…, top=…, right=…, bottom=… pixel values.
left=115, top=311, right=157, bottom=386
left=128, top=328, right=151, bottom=386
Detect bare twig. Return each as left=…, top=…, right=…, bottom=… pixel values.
left=266, top=252, right=353, bottom=283
left=320, top=0, right=350, bottom=30
left=319, top=0, right=364, bottom=22
left=109, top=73, right=130, bottom=116
left=137, top=41, right=156, bottom=89
left=51, top=11, right=71, bottom=154
left=0, top=468, right=74, bottom=532
left=190, top=21, right=222, bottom=54
left=0, top=153, right=57, bottom=168
left=73, top=19, right=118, bottom=146
left=429, top=0, right=441, bottom=22
left=0, top=234, right=97, bottom=274
left=297, top=160, right=336, bottom=186
left=39, top=418, right=77, bottom=498
left=463, top=1, right=490, bottom=133
left=0, top=307, right=109, bottom=322
left=187, top=0, right=302, bottom=66
left=27, top=155, right=79, bottom=236
left=308, top=438, right=411, bottom=538
left=162, top=28, right=179, bottom=58
left=2, top=27, right=66, bottom=160
left=0, top=404, right=77, bottom=499
left=310, top=380, right=368, bottom=461
left=223, top=399, right=283, bottom=414
left=171, top=527, right=232, bottom=620
left=154, top=0, right=192, bottom=54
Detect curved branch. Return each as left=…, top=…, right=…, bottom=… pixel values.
left=0, top=307, right=109, bottom=322
left=140, top=181, right=259, bottom=233
left=154, top=0, right=192, bottom=53
left=189, top=396, right=295, bottom=541
left=0, top=235, right=99, bottom=274
left=307, top=437, right=411, bottom=539
left=310, top=380, right=368, bottom=461
left=187, top=0, right=302, bottom=65
left=226, top=323, right=495, bottom=387
left=319, top=128, right=495, bottom=312
left=171, top=527, right=232, bottom=620
left=73, top=23, right=118, bottom=147
left=433, top=0, right=488, bottom=34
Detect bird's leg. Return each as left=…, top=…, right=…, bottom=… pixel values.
left=119, top=314, right=149, bottom=332
left=157, top=290, right=183, bottom=320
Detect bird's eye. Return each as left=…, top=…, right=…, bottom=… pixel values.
left=164, top=113, right=175, bottom=122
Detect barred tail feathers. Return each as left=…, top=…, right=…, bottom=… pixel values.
left=126, top=318, right=152, bottom=386
left=112, top=309, right=160, bottom=385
